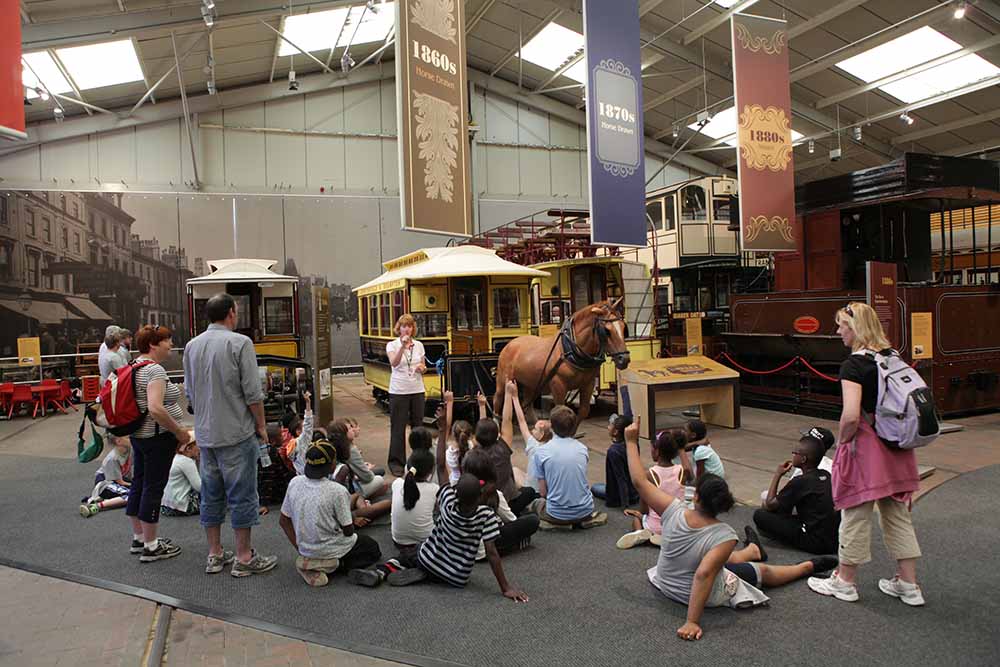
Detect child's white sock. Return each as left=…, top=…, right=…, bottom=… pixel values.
left=144, top=539, right=159, bottom=551
left=133, top=533, right=143, bottom=542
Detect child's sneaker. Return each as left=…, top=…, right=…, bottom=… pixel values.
left=616, top=529, right=652, bottom=550
left=79, top=503, right=99, bottom=518
left=347, top=568, right=384, bottom=587
left=649, top=532, right=663, bottom=547
left=807, top=572, right=859, bottom=602
left=579, top=512, right=608, bottom=529
left=388, top=567, right=427, bottom=587
left=205, top=550, right=236, bottom=574
left=139, top=539, right=182, bottom=563
left=878, top=576, right=925, bottom=606
left=230, top=551, right=278, bottom=577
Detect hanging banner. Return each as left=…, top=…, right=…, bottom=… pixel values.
left=866, top=261, right=899, bottom=348
left=396, top=0, right=472, bottom=237
left=731, top=14, right=796, bottom=251
left=584, top=0, right=646, bottom=248
left=0, top=0, right=26, bottom=141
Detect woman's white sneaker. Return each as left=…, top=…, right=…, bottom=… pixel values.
left=878, top=576, right=925, bottom=606
left=807, top=573, right=859, bottom=602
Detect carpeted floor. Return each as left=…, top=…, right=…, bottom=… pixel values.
left=0, top=452, right=998, bottom=666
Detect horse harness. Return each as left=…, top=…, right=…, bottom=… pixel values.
left=528, top=308, right=626, bottom=401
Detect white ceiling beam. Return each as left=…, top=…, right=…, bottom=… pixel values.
left=643, top=77, right=705, bottom=113
left=789, top=1, right=957, bottom=83
left=21, top=0, right=356, bottom=51
left=943, top=138, right=1000, bottom=157
left=816, top=33, right=1000, bottom=109
left=466, top=0, right=498, bottom=34
left=489, top=8, right=563, bottom=76
left=47, top=48, right=92, bottom=116
left=682, top=0, right=759, bottom=46
left=893, top=108, right=1000, bottom=146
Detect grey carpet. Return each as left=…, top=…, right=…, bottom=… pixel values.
left=1, top=452, right=998, bottom=667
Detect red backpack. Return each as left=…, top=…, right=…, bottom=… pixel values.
left=97, top=360, right=156, bottom=436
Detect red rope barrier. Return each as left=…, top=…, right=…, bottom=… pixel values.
left=797, top=358, right=839, bottom=383
left=719, top=352, right=798, bottom=375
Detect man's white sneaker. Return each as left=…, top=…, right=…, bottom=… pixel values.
left=878, top=576, right=925, bottom=606
left=807, top=573, right=859, bottom=602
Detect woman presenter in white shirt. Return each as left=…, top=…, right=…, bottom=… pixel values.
left=386, top=314, right=427, bottom=477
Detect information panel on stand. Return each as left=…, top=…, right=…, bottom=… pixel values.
left=866, top=261, right=899, bottom=348
left=584, top=0, right=646, bottom=248
left=396, top=0, right=472, bottom=237
left=731, top=13, right=797, bottom=252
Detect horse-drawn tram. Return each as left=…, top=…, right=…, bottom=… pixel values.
left=725, top=153, right=1000, bottom=417
left=353, top=246, right=548, bottom=405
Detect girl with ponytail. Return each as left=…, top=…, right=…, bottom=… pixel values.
left=446, top=420, right=473, bottom=485
left=391, top=448, right=438, bottom=554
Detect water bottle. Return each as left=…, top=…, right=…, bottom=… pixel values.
left=684, top=485, right=695, bottom=509
left=258, top=438, right=272, bottom=468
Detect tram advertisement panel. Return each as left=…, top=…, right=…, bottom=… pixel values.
left=866, top=261, right=899, bottom=349
left=584, top=0, right=647, bottom=248
left=396, top=0, right=473, bottom=237
left=731, top=14, right=797, bottom=252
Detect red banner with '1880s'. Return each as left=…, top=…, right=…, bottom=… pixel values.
left=0, top=0, right=26, bottom=141
left=731, top=14, right=795, bottom=251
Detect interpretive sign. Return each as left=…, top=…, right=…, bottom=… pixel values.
left=731, top=13, right=796, bottom=251
left=685, top=317, right=703, bottom=356
left=18, top=336, right=40, bottom=367
left=911, top=312, right=933, bottom=360
left=396, top=0, right=472, bottom=237
left=866, top=261, right=899, bottom=348
left=584, top=0, right=646, bottom=247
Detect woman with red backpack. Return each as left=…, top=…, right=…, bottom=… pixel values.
left=808, top=302, right=924, bottom=606
left=125, top=325, right=191, bottom=564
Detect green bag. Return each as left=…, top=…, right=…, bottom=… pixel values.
left=77, top=406, right=105, bottom=464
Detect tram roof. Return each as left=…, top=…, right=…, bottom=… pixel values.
left=186, top=258, right=298, bottom=286
left=354, top=246, right=549, bottom=294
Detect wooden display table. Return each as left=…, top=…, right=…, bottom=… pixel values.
left=620, top=356, right=741, bottom=444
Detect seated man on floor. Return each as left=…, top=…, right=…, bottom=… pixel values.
left=529, top=405, right=607, bottom=530
left=752, top=427, right=839, bottom=555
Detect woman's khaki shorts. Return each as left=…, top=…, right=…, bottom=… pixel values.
left=839, top=497, right=921, bottom=566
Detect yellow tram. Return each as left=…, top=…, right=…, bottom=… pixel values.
left=528, top=255, right=657, bottom=391
left=186, top=258, right=301, bottom=359
left=354, top=246, right=548, bottom=401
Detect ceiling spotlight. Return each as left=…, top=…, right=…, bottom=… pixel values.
left=900, top=112, right=914, bottom=125
left=288, top=69, right=299, bottom=92
left=808, top=139, right=815, bottom=154
left=672, top=124, right=679, bottom=138
left=202, top=0, right=216, bottom=9
left=53, top=107, right=64, bottom=123
left=852, top=126, right=862, bottom=141
left=201, top=5, right=215, bottom=27
left=207, top=81, right=217, bottom=95
left=35, top=87, right=50, bottom=102
left=954, top=2, right=967, bottom=19
left=341, top=52, right=356, bottom=73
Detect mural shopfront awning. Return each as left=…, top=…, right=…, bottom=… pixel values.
left=64, top=296, right=113, bottom=321
left=0, top=299, right=83, bottom=324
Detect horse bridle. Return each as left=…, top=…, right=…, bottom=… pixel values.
left=593, top=309, right=629, bottom=366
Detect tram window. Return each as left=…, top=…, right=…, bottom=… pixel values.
left=264, top=297, right=294, bottom=335
left=681, top=185, right=707, bottom=223
left=194, top=298, right=209, bottom=333
left=413, top=312, right=447, bottom=337
left=452, top=278, right=485, bottom=330
left=379, top=293, right=391, bottom=335
left=493, top=288, right=522, bottom=328
left=368, top=297, right=378, bottom=336
left=712, top=197, right=731, bottom=224
left=646, top=199, right=663, bottom=230
left=541, top=299, right=571, bottom=325
left=392, top=290, right=404, bottom=325
left=572, top=267, right=605, bottom=311
left=361, top=297, right=368, bottom=335
left=664, top=194, right=676, bottom=230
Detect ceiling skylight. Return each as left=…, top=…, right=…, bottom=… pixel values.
left=336, top=2, right=395, bottom=48
left=836, top=26, right=1000, bottom=104
left=22, top=51, right=73, bottom=99
left=279, top=7, right=350, bottom=56
left=520, top=22, right=585, bottom=78
left=55, top=40, right=144, bottom=90
left=688, top=106, right=804, bottom=147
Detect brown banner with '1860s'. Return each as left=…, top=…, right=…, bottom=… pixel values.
left=731, top=14, right=796, bottom=252
left=396, top=0, right=472, bottom=237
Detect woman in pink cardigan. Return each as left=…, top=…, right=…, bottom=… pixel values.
left=808, top=301, right=924, bottom=606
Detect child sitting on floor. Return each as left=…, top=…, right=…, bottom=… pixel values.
left=592, top=376, right=639, bottom=507
left=447, top=419, right=473, bottom=486
left=161, top=438, right=201, bottom=517
left=617, top=428, right=690, bottom=549
left=463, top=448, right=539, bottom=559
left=279, top=440, right=383, bottom=587
left=390, top=448, right=438, bottom=557
left=339, top=417, right=390, bottom=499
left=328, top=423, right=391, bottom=527
left=80, top=435, right=132, bottom=517
left=680, top=420, right=725, bottom=480
left=284, top=391, right=314, bottom=475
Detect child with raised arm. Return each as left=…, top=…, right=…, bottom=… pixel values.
left=617, top=428, right=690, bottom=549
left=506, top=381, right=551, bottom=493
left=80, top=435, right=132, bottom=517
left=625, top=416, right=835, bottom=641
left=284, top=391, right=314, bottom=475
left=592, top=375, right=639, bottom=508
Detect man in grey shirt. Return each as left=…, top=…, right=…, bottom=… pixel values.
left=184, top=293, right=277, bottom=577
left=117, top=329, right=133, bottom=365
left=98, top=331, right=126, bottom=383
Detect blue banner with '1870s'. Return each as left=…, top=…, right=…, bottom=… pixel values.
left=584, top=0, right=646, bottom=248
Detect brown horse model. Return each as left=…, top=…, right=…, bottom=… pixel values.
left=494, top=298, right=630, bottom=425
